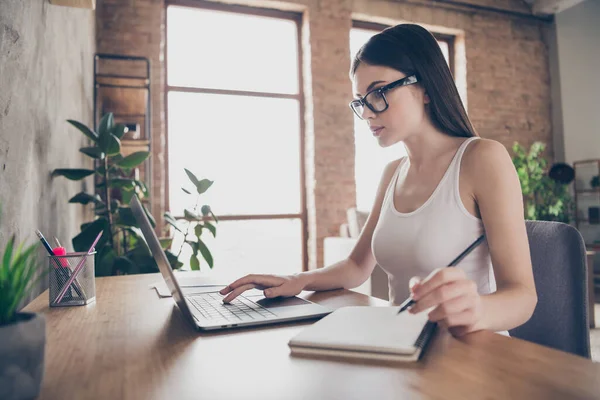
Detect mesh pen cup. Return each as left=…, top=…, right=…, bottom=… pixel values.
left=48, top=252, right=96, bottom=307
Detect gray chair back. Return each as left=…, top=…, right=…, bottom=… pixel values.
left=509, top=221, right=591, bottom=358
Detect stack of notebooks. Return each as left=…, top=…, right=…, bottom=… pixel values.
left=288, top=306, right=437, bottom=362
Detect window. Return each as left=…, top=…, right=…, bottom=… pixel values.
left=166, top=3, right=306, bottom=274
left=350, top=21, right=454, bottom=212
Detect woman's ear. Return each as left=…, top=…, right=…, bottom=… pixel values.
left=424, top=92, right=431, bottom=104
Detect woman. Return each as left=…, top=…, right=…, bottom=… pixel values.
left=220, top=24, right=537, bottom=336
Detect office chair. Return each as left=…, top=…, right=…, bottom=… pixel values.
left=509, top=220, right=591, bottom=358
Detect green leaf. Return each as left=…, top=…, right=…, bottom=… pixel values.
left=117, top=151, right=150, bottom=169
left=197, top=239, right=214, bottom=269
left=68, top=119, right=98, bottom=142
left=1, top=235, right=16, bottom=282
left=165, top=250, right=184, bottom=270
left=111, top=124, right=127, bottom=139
left=80, top=146, right=105, bottom=159
left=109, top=178, right=136, bottom=191
left=204, top=221, right=217, bottom=238
left=194, top=224, right=203, bottom=237
left=106, top=134, right=121, bottom=156
left=195, top=179, right=214, bottom=195
left=184, top=209, right=201, bottom=221
left=189, top=254, right=200, bottom=270
left=159, top=238, right=173, bottom=250
left=184, top=168, right=200, bottom=188
left=182, top=187, right=191, bottom=195
left=98, top=113, right=114, bottom=138
left=69, top=192, right=102, bottom=205
left=143, top=204, right=156, bottom=228
left=164, top=212, right=182, bottom=232
left=117, top=207, right=137, bottom=227
left=96, top=245, right=116, bottom=277
left=72, top=218, right=110, bottom=253
left=201, top=205, right=211, bottom=216
left=52, top=169, right=95, bottom=181
left=114, top=256, right=135, bottom=274
left=110, top=199, right=121, bottom=213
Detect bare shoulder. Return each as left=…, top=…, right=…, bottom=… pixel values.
left=461, top=138, right=517, bottom=193
left=464, top=138, right=510, bottom=164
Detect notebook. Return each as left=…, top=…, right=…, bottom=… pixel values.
left=288, top=306, right=437, bottom=362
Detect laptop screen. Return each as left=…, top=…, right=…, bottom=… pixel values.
left=130, top=195, right=196, bottom=322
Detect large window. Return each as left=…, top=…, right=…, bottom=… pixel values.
left=166, top=3, right=306, bottom=274
left=351, top=21, right=454, bottom=212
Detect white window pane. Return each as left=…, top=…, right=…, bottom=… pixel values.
left=172, top=219, right=302, bottom=275
left=351, top=27, right=408, bottom=212
left=168, top=92, right=301, bottom=216
left=437, top=40, right=450, bottom=66
left=167, top=6, right=299, bottom=94
left=354, top=116, right=407, bottom=211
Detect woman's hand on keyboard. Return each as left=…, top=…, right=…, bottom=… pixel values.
left=219, top=274, right=306, bottom=304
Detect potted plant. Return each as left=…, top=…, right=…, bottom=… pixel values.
left=512, top=141, right=575, bottom=223
left=0, top=211, right=45, bottom=400
left=53, top=112, right=219, bottom=274
left=52, top=113, right=158, bottom=276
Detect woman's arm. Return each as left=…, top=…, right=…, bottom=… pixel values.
left=408, top=139, right=537, bottom=335
left=221, top=159, right=402, bottom=302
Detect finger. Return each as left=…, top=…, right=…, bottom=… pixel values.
left=426, top=294, right=473, bottom=322
left=222, top=283, right=256, bottom=303
left=409, top=276, right=421, bottom=294
left=412, top=267, right=466, bottom=300
left=409, top=280, right=475, bottom=314
left=224, top=274, right=282, bottom=292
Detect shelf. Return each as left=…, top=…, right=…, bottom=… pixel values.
left=576, top=188, right=600, bottom=194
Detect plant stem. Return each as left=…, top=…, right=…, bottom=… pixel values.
left=176, top=195, right=201, bottom=260
left=103, top=157, right=114, bottom=249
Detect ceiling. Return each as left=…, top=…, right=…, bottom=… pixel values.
left=522, top=0, right=587, bottom=15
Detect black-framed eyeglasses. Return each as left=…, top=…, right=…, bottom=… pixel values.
left=349, top=75, right=419, bottom=120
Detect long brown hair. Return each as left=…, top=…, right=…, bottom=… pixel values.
left=351, top=24, right=478, bottom=138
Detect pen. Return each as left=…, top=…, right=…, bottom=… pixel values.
left=35, top=230, right=74, bottom=300
left=397, top=234, right=486, bottom=314
left=54, top=231, right=102, bottom=304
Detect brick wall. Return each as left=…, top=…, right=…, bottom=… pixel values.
left=96, top=0, right=166, bottom=236
left=96, top=0, right=552, bottom=270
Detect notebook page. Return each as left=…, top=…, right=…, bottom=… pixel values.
left=289, top=306, right=430, bottom=355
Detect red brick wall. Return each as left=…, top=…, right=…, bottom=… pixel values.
left=96, top=0, right=552, bottom=270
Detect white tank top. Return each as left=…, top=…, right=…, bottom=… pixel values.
left=372, top=137, right=507, bottom=334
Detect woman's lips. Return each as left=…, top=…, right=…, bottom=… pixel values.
left=371, top=126, right=384, bottom=137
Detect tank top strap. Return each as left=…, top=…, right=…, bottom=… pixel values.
left=445, top=137, right=480, bottom=187
left=382, top=157, right=408, bottom=209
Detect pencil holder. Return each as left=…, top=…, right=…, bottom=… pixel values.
left=48, top=252, right=96, bottom=307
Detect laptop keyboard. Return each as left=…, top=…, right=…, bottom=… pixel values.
left=187, top=292, right=275, bottom=323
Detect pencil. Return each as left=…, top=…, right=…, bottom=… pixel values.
left=397, top=234, right=486, bottom=314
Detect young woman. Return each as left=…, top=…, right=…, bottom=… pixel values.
left=220, top=24, right=537, bottom=336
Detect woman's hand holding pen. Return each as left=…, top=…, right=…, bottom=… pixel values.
left=219, top=274, right=307, bottom=303
left=408, top=267, right=484, bottom=337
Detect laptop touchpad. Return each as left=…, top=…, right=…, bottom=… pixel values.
left=255, top=296, right=311, bottom=308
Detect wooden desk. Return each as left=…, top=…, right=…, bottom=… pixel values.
left=24, top=274, right=600, bottom=400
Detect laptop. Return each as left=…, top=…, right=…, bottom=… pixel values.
left=130, top=195, right=332, bottom=331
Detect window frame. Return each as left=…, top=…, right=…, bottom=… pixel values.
left=164, top=0, right=309, bottom=271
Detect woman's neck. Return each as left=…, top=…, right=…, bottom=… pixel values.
left=403, top=125, right=463, bottom=172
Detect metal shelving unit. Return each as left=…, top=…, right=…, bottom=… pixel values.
left=93, top=53, right=152, bottom=207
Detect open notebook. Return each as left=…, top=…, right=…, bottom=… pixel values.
left=288, top=306, right=437, bottom=362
